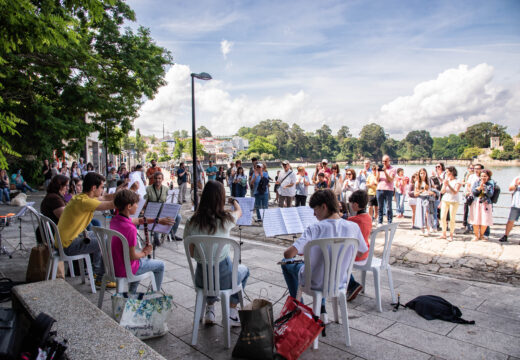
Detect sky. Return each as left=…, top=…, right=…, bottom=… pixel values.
left=125, top=0, right=520, bottom=138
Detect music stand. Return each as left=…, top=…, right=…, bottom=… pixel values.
left=0, top=218, right=12, bottom=258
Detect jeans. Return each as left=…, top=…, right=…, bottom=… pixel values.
left=63, top=231, right=104, bottom=277
left=86, top=218, right=102, bottom=231
left=0, top=188, right=10, bottom=203
left=195, top=257, right=249, bottom=305
left=16, top=183, right=35, bottom=193
left=153, top=213, right=182, bottom=242
left=129, top=258, right=164, bottom=293
left=254, top=192, right=269, bottom=220
left=235, top=185, right=247, bottom=198
left=395, top=192, right=405, bottom=215
left=376, top=190, right=394, bottom=224
left=295, top=195, right=307, bottom=207
left=432, top=199, right=440, bottom=229
left=281, top=263, right=325, bottom=305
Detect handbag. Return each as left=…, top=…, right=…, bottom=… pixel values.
left=111, top=292, right=173, bottom=339
left=274, top=296, right=324, bottom=360
left=26, top=245, right=50, bottom=283
left=232, top=299, right=274, bottom=360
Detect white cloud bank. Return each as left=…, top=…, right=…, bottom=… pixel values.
left=375, top=63, right=519, bottom=136
left=220, top=40, right=233, bottom=59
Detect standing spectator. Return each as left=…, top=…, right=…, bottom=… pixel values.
left=342, top=168, right=357, bottom=203
left=440, top=166, right=461, bottom=241
left=329, top=164, right=343, bottom=200
left=106, top=167, right=120, bottom=189
left=469, top=169, right=494, bottom=242
left=414, top=168, right=434, bottom=236
left=273, top=170, right=281, bottom=204
left=42, top=159, right=52, bottom=189
left=226, top=162, right=235, bottom=195
left=206, top=160, right=218, bottom=181
left=11, top=169, right=37, bottom=193
left=70, top=161, right=81, bottom=180
left=320, top=159, right=332, bottom=179
left=407, top=173, right=418, bottom=228
left=248, top=157, right=259, bottom=197
left=357, top=160, right=371, bottom=191
left=462, top=164, right=475, bottom=233
left=315, top=173, right=328, bottom=190
left=376, top=155, right=396, bottom=225
left=277, top=160, right=296, bottom=207
left=464, top=164, right=483, bottom=234
left=78, top=157, right=86, bottom=174
left=0, top=169, right=11, bottom=205
left=394, top=168, right=407, bottom=218
left=146, top=159, right=161, bottom=185
left=60, top=161, right=70, bottom=177
left=295, top=166, right=310, bottom=206
left=234, top=167, right=248, bottom=197
left=499, top=174, right=520, bottom=242
left=429, top=163, right=445, bottom=230
left=85, top=162, right=95, bottom=174
left=177, top=162, right=188, bottom=204
left=51, top=161, right=59, bottom=178
left=311, top=162, right=322, bottom=185
left=216, top=166, right=226, bottom=184
left=107, top=161, right=115, bottom=173
left=118, top=163, right=129, bottom=180
left=251, top=163, right=269, bottom=220
left=366, top=164, right=378, bottom=223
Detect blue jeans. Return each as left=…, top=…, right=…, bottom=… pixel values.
left=129, top=258, right=164, bottom=293
left=86, top=218, right=102, bottom=231
left=395, top=192, right=405, bottom=216
left=16, top=183, right=35, bottom=193
left=281, top=263, right=325, bottom=305
left=254, top=192, right=269, bottom=220
left=63, top=231, right=104, bottom=277
left=432, top=199, right=440, bottom=229
left=235, top=185, right=247, bottom=198
left=0, top=188, right=10, bottom=203
left=195, top=256, right=249, bottom=305
left=376, top=190, right=394, bottom=224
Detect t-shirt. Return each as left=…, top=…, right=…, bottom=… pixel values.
left=145, top=184, right=169, bottom=203
left=206, top=166, right=218, bottom=181
left=366, top=174, right=377, bottom=196
left=41, top=193, right=66, bottom=225
left=442, top=179, right=461, bottom=203
left=376, top=166, right=396, bottom=191
left=347, top=213, right=372, bottom=262
left=177, top=168, right=187, bottom=184
left=146, top=166, right=161, bottom=183
left=110, top=214, right=139, bottom=277
left=43, top=165, right=52, bottom=180
left=292, top=218, right=367, bottom=291
left=295, top=175, right=310, bottom=196
left=252, top=171, right=269, bottom=195
left=57, top=193, right=100, bottom=248
left=277, top=169, right=296, bottom=197
left=510, top=176, right=520, bottom=208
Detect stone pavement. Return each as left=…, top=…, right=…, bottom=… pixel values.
left=0, top=192, right=519, bottom=359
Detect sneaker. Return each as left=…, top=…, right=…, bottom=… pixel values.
left=204, top=305, right=216, bottom=325
left=95, top=275, right=116, bottom=289
left=499, top=235, right=508, bottom=242
left=229, top=307, right=241, bottom=327
left=174, top=235, right=183, bottom=241
left=347, top=283, right=363, bottom=302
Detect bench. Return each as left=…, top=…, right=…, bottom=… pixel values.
left=12, top=279, right=165, bottom=359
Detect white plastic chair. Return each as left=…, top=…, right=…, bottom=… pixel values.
left=354, top=222, right=398, bottom=312
left=91, top=227, right=157, bottom=308
left=184, top=235, right=244, bottom=349
left=297, top=237, right=359, bottom=349
left=39, top=215, right=96, bottom=293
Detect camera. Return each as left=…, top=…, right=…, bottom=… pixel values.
left=377, top=164, right=384, bottom=171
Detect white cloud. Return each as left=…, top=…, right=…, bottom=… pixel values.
left=374, top=63, right=516, bottom=136
left=220, top=40, right=233, bottom=59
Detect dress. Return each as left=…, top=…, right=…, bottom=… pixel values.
left=468, top=180, right=494, bottom=226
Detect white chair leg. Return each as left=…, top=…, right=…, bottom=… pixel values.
left=68, top=260, right=75, bottom=277
left=339, top=291, right=351, bottom=347
left=79, top=259, right=86, bottom=284
left=221, top=293, right=232, bottom=349
left=51, top=259, right=59, bottom=280
left=387, top=266, right=397, bottom=304
left=238, top=289, right=244, bottom=309
left=312, top=292, right=322, bottom=350
left=332, top=297, right=339, bottom=323
left=360, top=270, right=367, bottom=293
left=46, top=258, right=53, bottom=280
left=191, top=290, right=204, bottom=345
left=373, top=269, right=382, bottom=312
left=97, top=276, right=107, bottom=308
left=84, top=256, right=96, bottom=294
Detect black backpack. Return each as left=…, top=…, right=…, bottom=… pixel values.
left=405, top=295, right=475, bottom=324
left=257, top=177, right=269, bottom=194
left=490, top=183, right=500, bottom=204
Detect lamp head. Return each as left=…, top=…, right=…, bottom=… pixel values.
left=191, top=72, right=212, bottom=81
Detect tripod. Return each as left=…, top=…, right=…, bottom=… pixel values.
left=11, top=216, right=29, bottom=254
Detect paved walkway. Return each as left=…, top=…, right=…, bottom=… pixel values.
left=1, top=192, right=519, bottom=359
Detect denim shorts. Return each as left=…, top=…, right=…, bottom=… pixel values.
left=508, top=207, right=520, bottom=222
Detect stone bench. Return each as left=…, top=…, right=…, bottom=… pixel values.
left=12, top=279, right=165, bottom=360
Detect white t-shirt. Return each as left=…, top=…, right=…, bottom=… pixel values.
left=278, top=169, right=297, bottom=197
left=466, top=173, right=480, bottom=194
left=510, top=176, right=520, bottom=208
left=442, top=179, right=461, bottom=203
left=292, top=218, right=367, bottom=291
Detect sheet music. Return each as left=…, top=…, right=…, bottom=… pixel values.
left=166, top=189, right=179, bottom=204
left=152, top=203, right=181, bottom=234
left=143, top=202, right=162, bottom=219
left=297, top=206, right=318, bottom=230
left=262, top=209, right=287, bottom=237
left=233, top=197, right=255, bottom=226
left=280, top=207, right=304, bottom=234
left=108, top=187, right=116, bottom=194
left=128, top=171, right=146, bottom=198
left=130, top=197, right=147, bottom=218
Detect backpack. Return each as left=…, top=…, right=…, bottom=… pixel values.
left=405, top=295, right=475, bottom=324
left=257, top=176, right=269, bottom=194
left=490, top=183, right=500, bottom=204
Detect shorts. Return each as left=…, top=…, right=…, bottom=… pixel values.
left=368, top=195, right=378, bottom=207
left=508, top=207, right=520, bottom=222
left=408, top=197, right=417, bottom=206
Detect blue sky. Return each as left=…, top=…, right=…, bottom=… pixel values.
left=126, top=0, right=520, bottom=138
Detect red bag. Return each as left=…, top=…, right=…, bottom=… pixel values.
left=274, top=296, right=324, bottom=360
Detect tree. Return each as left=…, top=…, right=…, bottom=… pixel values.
left=247, top=136, right=277, bottom=157
left=462, top=122, right=510, bottom=148
left=359, top=123, right=386, bottom=159
left=134, top=129, right=148, bottom=161
left=197, top=126, right=212, bottom=138
left=432, top=134, right=468, bottom=159
left=145, top=151, right=158, bottom=162
left=185, top=138, right=205, bottom=158
left=149, top=135, right=157, bottom=144
left=159, top=141, right=170, bottom=159
left=460, top=147, right=483, bottom=159
left=336, top=126, right=351, bottom=141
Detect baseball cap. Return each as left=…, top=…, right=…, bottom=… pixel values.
left=322, top=159, right=328, bottom=164
left=282, top=160, right=289, bottom=165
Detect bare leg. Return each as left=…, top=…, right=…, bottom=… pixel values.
left=473, top=225, right=480, bottom=241
left=411, top=205, right=416, bottom=227
left=505, top=220, right=515, bottom=236
left=480, top=226, right=488, bottom=240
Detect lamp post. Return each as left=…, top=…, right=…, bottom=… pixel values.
left=191, top=72, right=212, bottom=209
left=104, top=118, right=115, bottom=177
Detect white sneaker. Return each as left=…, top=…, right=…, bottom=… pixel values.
left=204, top=305, right=216, bottom=325
left=229, top=307, right=241, bottom=327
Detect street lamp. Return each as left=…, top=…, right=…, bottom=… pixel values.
left=104, top=118, right=116, bottom=177
left=191, top=72, right=212, bottom=209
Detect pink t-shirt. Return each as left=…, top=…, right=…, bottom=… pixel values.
left=376, top=166, right=397, bottom=191
left=110, top=214, right=139, bottom=277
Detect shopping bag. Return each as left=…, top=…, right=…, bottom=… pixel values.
left=232, top=299, right=274, bottom=360
left=26, top=245, right=50, bottom=283
left=111, top=292, right=173, bottom=339
left=274, top=296, right=324, bottom=360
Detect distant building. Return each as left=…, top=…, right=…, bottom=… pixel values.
left=232, top=136, right=249, bottom=151
left=490, top=137, right=503, bottom=151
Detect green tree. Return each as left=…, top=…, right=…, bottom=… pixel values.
left=145, top=151, right=158, bottom=162
left=432, top=134, right=468, bottom=159
left=159, top=141, right=170, bottom=158
left=149, top=135, right=157, bottom=144
left=185, top=138, right=205, bottom=158
left=134, top=129, right=148, bottom=161
left=197, top=126, right=212, bottom=138
left=247, top=136, right=277, bottom=156
left=359, top=123, right=386, bottom=159
left=336, top=126, right=351, bottom=141
left=460, top=147, right=483, bottom=159
left=462, top=122, right=510, bottom=148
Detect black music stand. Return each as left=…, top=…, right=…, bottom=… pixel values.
left=11, top=205, right=33, bottom=255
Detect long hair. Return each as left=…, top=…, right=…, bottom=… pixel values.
left=418, top=168, right=429, bottom=190
left=47, top=175, right=69, bottom=194
left=187, top=180, right=234, bottom=235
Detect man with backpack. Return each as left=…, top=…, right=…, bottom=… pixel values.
left=251, top=163, right=269, bottom=221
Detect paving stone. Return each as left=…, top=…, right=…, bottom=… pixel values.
left=448, top=324, right=520, bottom=357
left=299, top=340, right=356, bottom=359
left=179, top=325, right=239, bottom=360
left=144, top=332, right=198, bottom=360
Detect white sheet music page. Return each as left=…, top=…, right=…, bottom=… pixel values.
left=262, top=208, right=287, bottom=237
left=152, top=203, right=181, bottom=234
left=108, top=187, right=116, bottom=194
left=280, top=207, right=304, bottom=234
left=166, top=189, right=179, bottom=203
left=297, top=206, right=318, bottom=231
left=233, top=197, right=255, bottom=226
left=144, top=202, right=162, bottom=219
left=130, top=197, right=147, bottom=218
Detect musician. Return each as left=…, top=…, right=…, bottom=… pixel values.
left=144, top=171, right=182, bottom=244
left=281, top=189, right=367, bottom=321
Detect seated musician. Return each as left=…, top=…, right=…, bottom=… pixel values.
left=281, top=189, right=367, bottom=321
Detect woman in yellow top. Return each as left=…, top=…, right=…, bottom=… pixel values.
left=366, top=165, right=379, bottom=222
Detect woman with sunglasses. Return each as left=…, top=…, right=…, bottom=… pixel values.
left=329, top=164, right=343, bottom=200
left=342, top=168, right=358, bottom=204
